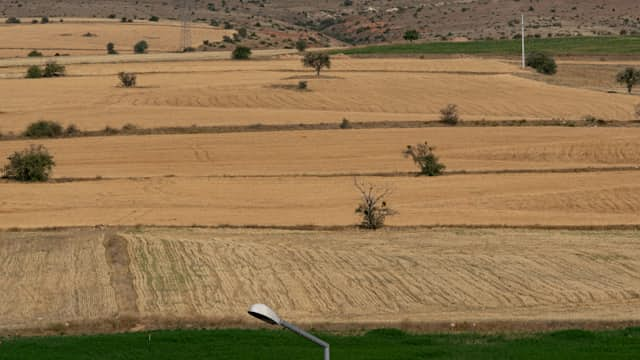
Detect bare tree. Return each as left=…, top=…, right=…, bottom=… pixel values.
left=354, top=179, right=395, bottom=230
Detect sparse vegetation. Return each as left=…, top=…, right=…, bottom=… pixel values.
left=403, top=142, right=446, bottom=176
left=616, top=67, right=640, bottom=94
left=583, top=115, right=607, bottom=126
left=340, top=118, right=352, bottom=129
left=232, top=46, right=252, bottom=60
left=403, top=30, right=420, bottom=43
left=303, top=52, right=331, bottom=77
left=355, top=179, right=395, bottom=230
left=26, top=65, right=43, bottom=78
left=134, top=40, right=149, bottom=54
left=440, top=104, right=460, bottom=125
left=23, top=121, right=63, bottom=138
left=2, top=145, right=55, bottom=182
left=295, top=39, right=308, bottom=52
left=43, top=62, right=66, bottom=77
left=106, top=42, right=118, bottom=55
left=526, top=52, right=557, bottom=75
left=118, top=72, right=137, bottom=88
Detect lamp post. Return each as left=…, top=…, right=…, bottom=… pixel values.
left=248, top=304, right=330, bottom=360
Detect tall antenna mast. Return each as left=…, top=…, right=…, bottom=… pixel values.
left=521, top=13, right=526, bottom=68
left=180, top=0, right=192, bottom=51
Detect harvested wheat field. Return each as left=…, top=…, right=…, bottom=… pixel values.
left=1, top=227, right=639, bottom=332
left=1, top=127, right=640, bottom=179
left=1, top=171, right=639, bottom=228
left=0, top=58, right=637, bottom=133
left=0, top=19, right=233, bottom=57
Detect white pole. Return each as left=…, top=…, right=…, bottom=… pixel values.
left=521, top=14, right=526, bottom=68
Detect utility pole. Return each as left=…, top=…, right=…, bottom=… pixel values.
left=180, top=0, right=192, bottom=51
left=521, top=14, right=526, bottom=68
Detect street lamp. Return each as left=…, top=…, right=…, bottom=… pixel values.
left=248, top=304, right=330, bottom=360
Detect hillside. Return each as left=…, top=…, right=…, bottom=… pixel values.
left=2, top=0, right=639, bottom=46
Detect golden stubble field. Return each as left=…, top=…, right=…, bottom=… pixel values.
left=1, top=23, right=640, bottom=333
left=1, top=227, right=639, bottom=332
left=0, top=57, right=637, bottom=134
left=0, top=19, right=234, bottom=57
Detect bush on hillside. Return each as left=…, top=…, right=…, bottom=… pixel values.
left=26, top=65, right=43, bottom=78
left=526, top=52, right=557, bottom=75
left=43, top=62, right=66, bottom=77
left=134, top=40, right=149, bottom=54
left=118, top=72, right=137, bottom=87
left=2, top=145, right=55, bottom=182
left=23, top=121, right=63, bottom=138
left=440, top=104, right=460, bottom=125
left=232, top=46, right=252, bottom=60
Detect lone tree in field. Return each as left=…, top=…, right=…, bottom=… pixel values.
left=403, top=29, right=420, bottom=43
left=295, top=39, right=308, bottom=52
left=118, top=72, right=137, bottom=87
left=232, top=46, right=252, bottom=60
left=134, top=40, right=149, bottom=54
left=617, top=67, right=640, bottom=94
left=354, top=179, right=395, bottom=230
left=303, top=52, right=331, bottom=77
left=107, top=42, right=118, bottom=55
left=403, top=142, right=446, bottom=176
left=2, top=145, right=55, bottom=182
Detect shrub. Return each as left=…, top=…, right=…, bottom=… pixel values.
left=440, top=104, right=460, bottom=125
left=403, top=29, right=420, bottom=43
left=107, top=42, right=118, bottom=54
left=403, top=142, right=446, bottom=176
left=232, top=46, right=252, bottom=60
left=340, top=118, right=352, bottom=129
left=583, top=115, right=606, bottom=126
left=2, top=145, right=55, bottom=182
left=526, top=52, right=557, bottom=75
left=295, top=39, right=308, bottom=52
left=28, top=50, right=43, bottom=57
left=303, top=52, right=331, bottom=77
left=237, top=27, right=248, bottom=38
left=149, top=15, right=159, bottom=22
left=134, top=40, right=149, bottom=54
left=24, top=120, right=63, bottom=138
left=616, top=67, right=640, bottom=94
left=5, top=17, right=20, bottom=24
left=297, top=80, right=308, bottom=90
left=41, top=16, right=49, bottom=24
left=354, top=180, right=395, bottom=230
left=118, top=72, right=137, bottom=87
left=26, top=65, right=43, bottom=78
left=64, top=124, right=80, bottom=136
left=43, top=62, right=66, bottom=77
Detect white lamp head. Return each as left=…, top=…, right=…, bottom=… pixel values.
left=248, top=304, right=281, bottom=326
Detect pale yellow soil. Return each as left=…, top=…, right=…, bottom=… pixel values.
left=0, top=230, right=117, bottom=330
left=0, top=58, right=637, bottom=134
left=0, top=20, right=234, bottom=57
left=1, top=227, right=639, bottom=331
left=1, top=127, right=639, bottom=179
left=1, top=172, right=638, bottom=229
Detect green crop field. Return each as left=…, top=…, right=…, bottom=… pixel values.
left=337, top=36, right=640, bottom=56
left=1, top=328, right=640, bottom=359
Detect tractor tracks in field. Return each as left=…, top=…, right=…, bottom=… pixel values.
left=103, top=232, right=139, bottom=318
